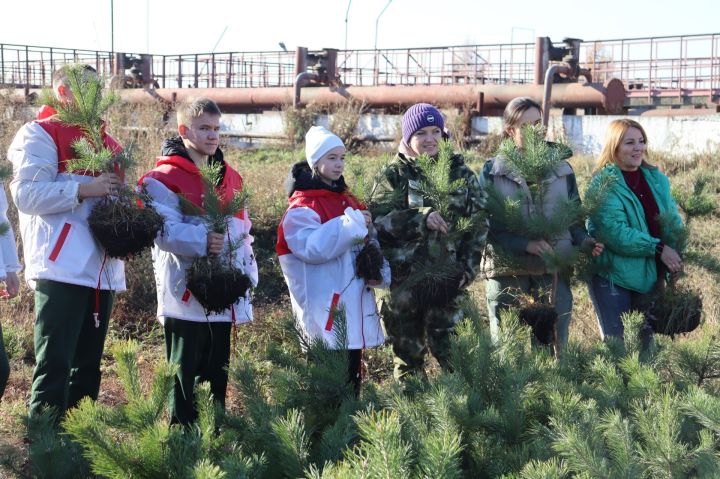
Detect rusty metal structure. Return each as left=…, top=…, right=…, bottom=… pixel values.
left=2, top=32, right=718, bottom=115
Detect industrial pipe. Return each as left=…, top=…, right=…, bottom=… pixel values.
left=542, top=63, right=572, bottom=127
left=294, top=72, right=320, bottom=108
left=116, top=81, right=625, bottom=114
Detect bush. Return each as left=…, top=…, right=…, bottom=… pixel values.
left=281, top=103, right=321, bottom=146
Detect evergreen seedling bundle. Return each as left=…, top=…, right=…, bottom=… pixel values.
left=346, top=161, right=385, bottom=283
left=647, top=175, right=718, bottom=336
left=40, top=64, right=163, bottom=259
left=485, top=124, right=612, bottom=347
left=373, top=140, right=485, bottom=307
left=182, top=161, right=252, bottom=314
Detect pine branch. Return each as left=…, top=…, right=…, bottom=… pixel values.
left=270, top=409, right=311, bottom=478
left=414, top=141, right=465, bottom=219
left=598, top=409, right=642, bottom=477
left=192, top=460, right=226, bottom=479
left=498, top=125, right=571, bottom=186
left=346, top=410, right=412, bottom=478
left=673, top=175, right=718, bottom=223
left=632, top=388, right=694, bottom=478
left=682, top=387, right=720, bottom=435
left=220, top=447, right=267, bottom=479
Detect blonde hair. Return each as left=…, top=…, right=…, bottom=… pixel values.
left=176, top=97, right=222, bottom=128
left=502, top=97, right=542, bottom=138
left=595, top=119, right=649, bottom=172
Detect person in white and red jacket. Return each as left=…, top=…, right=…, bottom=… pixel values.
left=139, top=97, right=257, bottom=425
left=276, top=126, right=388, bottom=395
left=7, top=64, right=124, bottom=420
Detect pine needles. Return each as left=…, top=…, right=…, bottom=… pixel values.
left=184, top=161, right=253, bottom=314
left=40, top=64, right=164, bottom=259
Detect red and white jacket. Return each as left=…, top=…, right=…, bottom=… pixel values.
left=7, top=115, right=125, bottom=290
left=140, top=138, right=257, bottom=324
left=276, top=165, right=388, bottom=350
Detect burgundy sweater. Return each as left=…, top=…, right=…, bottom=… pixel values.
left=622, top=169, right=664, bottom=277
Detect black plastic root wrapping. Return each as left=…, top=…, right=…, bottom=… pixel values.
left=645, top=286, right=703, bottom=335
left=186, top=255, right=252, bottom=314
left=519, top=303, right=558, bottom=346
left=412, top=270, right=464, bottom=309
left=355, top=243, right=384, bottom=282
left=87, top=198, right=164, bottom=259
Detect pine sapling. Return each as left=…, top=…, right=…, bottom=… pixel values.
left=346, top=161, right=388, bottom=283
left=40, top=64, right=163, bottom=259
left=486, top=124, right=610, bottom=350
left=647, top=174, right=717, bottom=336
left=391, top=140, right=484, bottom=306
left=183, top=161, right=253, bottom=314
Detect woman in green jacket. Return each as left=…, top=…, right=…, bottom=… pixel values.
left=587, top=119, right=684, bottom=342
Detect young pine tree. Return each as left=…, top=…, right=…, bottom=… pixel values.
left=182, top=161, right=253, bottom=315
left=40, top=64, right=163, bottom=259
left=485, top=124, right=612, bottom=347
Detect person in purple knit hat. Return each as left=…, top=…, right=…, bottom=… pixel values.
left=373, top=103, right=488, bottom=380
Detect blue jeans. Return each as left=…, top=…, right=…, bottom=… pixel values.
left=588, top=275, right=652, bottom=347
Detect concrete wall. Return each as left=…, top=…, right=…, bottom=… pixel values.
left=221, top=111, right=720, bottom=155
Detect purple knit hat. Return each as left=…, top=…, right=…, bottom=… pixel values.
left=401, top=103, right=444, bottom=144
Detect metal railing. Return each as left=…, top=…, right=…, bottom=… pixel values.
left=0, top=43, right=115, bottom=91
left=153, top=51, right=296, bottom=88
left=2, top=33, right=718, bottom=98
left=581, top=33, right=720, bottom=97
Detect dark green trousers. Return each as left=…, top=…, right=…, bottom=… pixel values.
left=29, top=280, right=114, bottom=419
left=0, top=322, right=9, bottom=400
left=164, top=318, right=231, bottom=426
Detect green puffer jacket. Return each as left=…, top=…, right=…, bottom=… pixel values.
left=586, top=163, right=683, bottom=294
left=373, top=152, right=488, bottom=296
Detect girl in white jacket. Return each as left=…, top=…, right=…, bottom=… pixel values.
left=276, top=126, right=388, bottom=394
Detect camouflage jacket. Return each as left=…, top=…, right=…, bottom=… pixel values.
left=373, top=152, right=488, bottom=293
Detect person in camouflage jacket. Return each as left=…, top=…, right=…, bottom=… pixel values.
left=373, top=103, right=488, bottom=380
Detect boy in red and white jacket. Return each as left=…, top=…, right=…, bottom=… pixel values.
left=277, top=126, right=388, bottom=394
left=7, top=64, right=124, bottom=419
left=140, top=98, right=257, bottom=425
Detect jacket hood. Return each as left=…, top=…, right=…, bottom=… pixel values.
left=285, top=161, right=348, bottom=197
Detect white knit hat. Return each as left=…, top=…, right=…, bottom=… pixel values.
left=305, top=126, right=344, bottom=169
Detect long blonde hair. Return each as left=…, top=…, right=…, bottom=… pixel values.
left=595, top=119, right=649, bottom=172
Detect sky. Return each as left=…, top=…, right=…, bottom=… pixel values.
left=2, top=0, right=719, bottom=54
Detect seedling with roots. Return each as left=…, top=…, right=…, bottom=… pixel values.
left=372, top=140, right=486, bottom=307
left=486, top=124, right=612, bottom=353
left=181, top=161, right=253, bottom=314
left=40, top=64, right=163, bottom=259
left=649, top=174, right=719, bottom=336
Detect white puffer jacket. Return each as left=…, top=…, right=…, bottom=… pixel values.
left=277, top=165, right=388, bottom=350
left=7, top=122, right=125, bottom=290
left=142, top=176, right=258, bottom=324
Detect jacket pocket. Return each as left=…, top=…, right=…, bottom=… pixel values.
left=46, top=220, right=94, bottom=275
